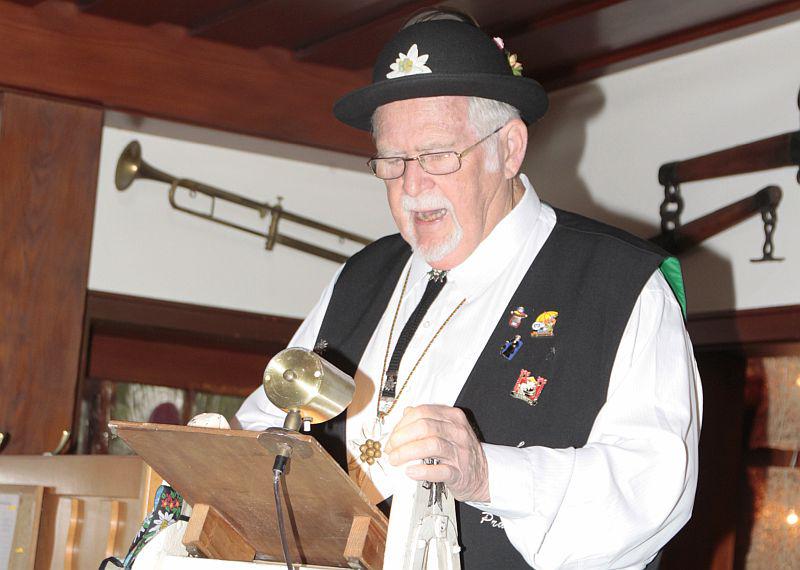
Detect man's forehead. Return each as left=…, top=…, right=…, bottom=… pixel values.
left=374, top=96, right=470, bottom=152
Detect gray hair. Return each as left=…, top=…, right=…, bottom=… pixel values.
left=467, top=97, right=520, bottom=171
left=370, top=96, right=520, bottom=171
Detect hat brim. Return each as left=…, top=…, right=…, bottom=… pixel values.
left=333, top=73, right=549, bottom=131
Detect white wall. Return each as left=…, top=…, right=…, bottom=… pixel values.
left=526, top=18, right=800, bottom=314
left=89, top=17, right=800, bottom=317
left=89, top=118, right=396, bottom=318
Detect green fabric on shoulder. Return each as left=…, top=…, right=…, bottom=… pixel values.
left=659, top=256, right=686, bottom=318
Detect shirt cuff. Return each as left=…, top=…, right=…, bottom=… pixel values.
left=467, top=443, right=576, bottom=522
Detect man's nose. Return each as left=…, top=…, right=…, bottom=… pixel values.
left=402, top=159, right=428, bottom=196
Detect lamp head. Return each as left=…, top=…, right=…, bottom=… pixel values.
left=262, top=348, right=355, bottom=426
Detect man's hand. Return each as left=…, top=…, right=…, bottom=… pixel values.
left=385, top=404, right=490, bottom=503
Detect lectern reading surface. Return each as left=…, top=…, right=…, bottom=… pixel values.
left=109, top=421, right=388, bottom=568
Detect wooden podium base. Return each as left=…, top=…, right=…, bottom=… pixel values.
left=183, top=504, right=257, bottom=562
left=183, top=505, right=386, bottom=569
left=343, top=516, right=387, bottom=570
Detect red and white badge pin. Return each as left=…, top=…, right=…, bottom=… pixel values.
left=510, top=369, right=548, bottom=406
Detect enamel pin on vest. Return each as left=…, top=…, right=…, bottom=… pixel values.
left=507, top=306, right=529, bottom=328
left=500, top=335, right=524, bottom=360
left=510, top=369, right=548, bottom=406
left=530, top=310, right=558, bottom=337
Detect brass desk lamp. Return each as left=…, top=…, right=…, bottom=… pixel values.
left=262, top=347, right=355, bottom=569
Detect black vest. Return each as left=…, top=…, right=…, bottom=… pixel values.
left=311, top=209, right=669, bottom=568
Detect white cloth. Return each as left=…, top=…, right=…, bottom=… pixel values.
left=236, top=175, right=703, bottom=569
left=131, top=521, right=189, bottom=570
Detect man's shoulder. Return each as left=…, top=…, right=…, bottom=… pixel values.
left=551, top=207, right=668, bottom=261
left=335, top=233, right=411, bottom=284
left=346, top=233, right=410, bottom=266
left=548, top=207, right=687, bottom=315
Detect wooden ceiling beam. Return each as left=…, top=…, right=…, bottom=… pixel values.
left=77, top=0, right=103, bottom=9
left=0, top=0, right=374, bottom=155
left=293, top=0, right=629, bottom=68
left=535, top=0, right=800, bottom=89
left=484, top=0, right=629, bottom=39
left=294, top=0, right=434, bottom=66
left=188, top=0, right=265, bottom=36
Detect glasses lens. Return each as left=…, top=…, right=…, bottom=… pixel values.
left=419, top=152, right=460, bottom=175
left=369, top=158, right=405, bottom=179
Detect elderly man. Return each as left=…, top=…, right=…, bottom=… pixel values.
left=236, top=10, right=702, bottom=569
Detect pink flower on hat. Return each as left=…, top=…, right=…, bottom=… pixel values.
left=493, top=36, right=523, bottom=76
left=508, top=52, right=523, bottom=76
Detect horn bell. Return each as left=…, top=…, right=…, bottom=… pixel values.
left=115, top=140, right=174, bottom=191
left=115, top=140, right=143, bottom=191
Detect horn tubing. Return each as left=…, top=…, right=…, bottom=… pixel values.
left=167, top=185, right=350, bottom=263
left=116, top=140, right=373, bottom=263
left=177, top=178, right=372, bottom=245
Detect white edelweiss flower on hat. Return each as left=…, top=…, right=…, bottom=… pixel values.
left=386, top=43, right=431, bottom=79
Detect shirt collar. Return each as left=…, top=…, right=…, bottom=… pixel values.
left=407, top=174, right=541, bottom=300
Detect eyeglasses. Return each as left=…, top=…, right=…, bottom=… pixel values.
left=367, top=125, right=504, bottom=180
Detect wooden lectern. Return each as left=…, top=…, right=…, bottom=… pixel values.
left=110, top=421, right=388, bottom=569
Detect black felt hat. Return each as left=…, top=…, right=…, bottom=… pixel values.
left=333, top=19, right=548, bottom=131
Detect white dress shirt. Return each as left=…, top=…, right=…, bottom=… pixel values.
left=236, top=175, right=703, bottom=569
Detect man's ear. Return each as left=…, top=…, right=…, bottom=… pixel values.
left=501, top=118, right=528, bottom=179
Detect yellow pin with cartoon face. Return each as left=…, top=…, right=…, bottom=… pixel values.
left=530, top=310, right=558, bottom=337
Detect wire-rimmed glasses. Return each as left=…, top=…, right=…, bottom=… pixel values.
left=367, top=125, right=504, bottom=180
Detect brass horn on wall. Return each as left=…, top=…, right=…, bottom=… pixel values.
left=115, top=140, right=372, bottom=263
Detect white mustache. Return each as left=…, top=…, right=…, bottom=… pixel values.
left=401, top=194, right=454, bottom=213
left=398, top=193, right=462, bottom=263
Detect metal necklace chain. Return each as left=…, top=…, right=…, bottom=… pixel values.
left=356, top=182, right=515, bottom=468
left=376, top=267, right=466, bottom=421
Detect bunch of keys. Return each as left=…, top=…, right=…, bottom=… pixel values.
left=402, top=458, right=462, bottom=570
left=419, top=458, right=447, bottom=510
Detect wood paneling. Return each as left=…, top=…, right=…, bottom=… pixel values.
left=0, top=456, right=155, bottom=567
left=87, top=332, right=277, bottom=397
left=511, top=0, right=800, bottom=83
left=81, top=291, right=301, bottom=396
left=661, top=351, right=748, bottom=570
left=292, top=0, right=627, bottom=69
left=746, top=447, right=800, bottom=468
left=3, top=1, right=800, bottom=154
left=78, top=0, right=236, bottom=28
left=0, top=91, right=102, bottom=454
left=0, top=0, right=373, bottom=156
left=687, top=305, right=800, bottom=351
left=193, top=0, right=412, bottom=50
left=85, top=291, right=301, bottom=349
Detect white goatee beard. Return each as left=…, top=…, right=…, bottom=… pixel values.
left=401, top=194, right=463, bottom=263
